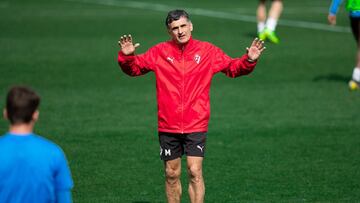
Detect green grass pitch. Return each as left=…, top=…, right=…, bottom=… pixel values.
left=0, top=0, right=359, bottom=202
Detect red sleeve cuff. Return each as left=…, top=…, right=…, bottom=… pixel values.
left=118, top=51, right=135, bottom=63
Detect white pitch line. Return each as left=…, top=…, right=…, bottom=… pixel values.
left=67, top=0, right=351, bottom=33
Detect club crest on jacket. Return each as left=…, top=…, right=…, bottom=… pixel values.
left=194, top=54, right=201, bottom=64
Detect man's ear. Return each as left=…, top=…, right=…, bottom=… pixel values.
left=167, top=27, right=172, bottom=35
left=190, top=22, right=193, bottom=32
left=32, top=110, right=39, bottom=122
left=3, top=109, right=8, bottom=120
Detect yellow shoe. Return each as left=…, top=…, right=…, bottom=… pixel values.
left=258, top=31, right=267, bottom=41
left=349, top=80, right=359, bottom=91
left=264, top=29, right=280, bottom=44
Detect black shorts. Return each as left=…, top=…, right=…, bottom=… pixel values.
left=159, top=132, right=207, bottom=161
left=350, top=16, right=360, bottom=45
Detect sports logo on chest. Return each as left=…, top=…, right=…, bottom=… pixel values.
left=165, top=54, right=201, bottom=65
left=167, top=56, right=174, bottom=64
left=194, top=54, right=201, bottom=64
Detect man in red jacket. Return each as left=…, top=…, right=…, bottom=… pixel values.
left=118, top=10, right=265, bottom=203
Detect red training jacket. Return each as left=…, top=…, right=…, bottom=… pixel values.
left=118, top=37, right=257, bottom=133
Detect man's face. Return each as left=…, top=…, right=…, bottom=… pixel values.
left=168, top=16, right=193, bottom=45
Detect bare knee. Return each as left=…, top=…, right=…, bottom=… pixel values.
left=187, top=165, right=203, bottom=183
left=165, top=167, right=181, bottom=185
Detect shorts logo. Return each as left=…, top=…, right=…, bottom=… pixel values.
left=160, top=147, right=171, bottom=156
left=165, top=149, right=171, bottom=156
left=197, top=145, right=204, bottom=152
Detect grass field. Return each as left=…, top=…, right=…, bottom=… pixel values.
left=1, top=0, right=360, bottom=202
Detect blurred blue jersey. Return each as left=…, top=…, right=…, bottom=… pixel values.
left=330, top=0, right=360, bottom=17
left=0, top=133, right=73, bottom=203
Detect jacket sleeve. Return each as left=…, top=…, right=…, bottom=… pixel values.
left=329, top=0, right=343, bottom=15
left=211, top=46, right=257, bottom=78
left=117, top=46, right=157, bottom=77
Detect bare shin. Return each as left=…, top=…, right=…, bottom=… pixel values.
left=257, top=2, right=267, bottom=22
left=187, top=156, right=205, bottom=203
left=165, top=158, right=182, bottom=203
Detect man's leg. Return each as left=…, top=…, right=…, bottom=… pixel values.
left=187, top=156, right=205, bottom=203
left=354, top=46, right=360, bottom=83
left=264, top=0, right=283, bottom=43
left=349, top=16, right=360, bottom=90
left=353, top=17, right=360, bottom=84
left=268, top=0, right=283, bottom=24
left=257, top=0, right=267, bottom=39
left=164, top=158, right=182, bottom=203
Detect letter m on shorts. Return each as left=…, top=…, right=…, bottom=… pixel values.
left=165, top=149, right=171, bottom=156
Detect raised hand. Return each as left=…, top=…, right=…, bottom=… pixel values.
left=118, top=34, right=140, bottom=55
left=246, top=38, right=266, bottom=61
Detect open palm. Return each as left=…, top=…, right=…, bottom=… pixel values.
left=118, top=34, right=140, bottom=55
left=247, top=38, right=265, bottom=61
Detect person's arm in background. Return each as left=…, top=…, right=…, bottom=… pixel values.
left=54, top=149, right=74, bottom=203
left=328, top=0, right=343, bottom=25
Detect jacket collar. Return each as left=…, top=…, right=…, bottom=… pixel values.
left=170, top=36, right=194, bottom=52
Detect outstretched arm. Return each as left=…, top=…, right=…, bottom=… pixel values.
left=213, top=38, right=266, bottom=77
left=117, top=34, right=154, bottom=76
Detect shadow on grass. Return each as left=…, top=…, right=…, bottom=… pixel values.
left=313, top=73, right=349, bottom=83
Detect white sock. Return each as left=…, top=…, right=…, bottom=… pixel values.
left=265, top=17, right=278, bottom=32
left=352, top=67, right=360, bottom=82
left=258, top=22, right=265, bottom=33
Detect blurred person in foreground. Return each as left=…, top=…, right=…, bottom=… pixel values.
left=328, top=0, right=360, bottom=90
left=117, top=9, right=265, bottom=203
left=0, top=86, right=73, bottom=203
left=257, top=0, right=283, bottom=44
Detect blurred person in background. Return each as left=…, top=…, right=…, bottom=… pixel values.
left=257, top=0, right=283, bottom=44
left=0, top=86, right=73, bottom=203
left=328, top=0, right=360, bottom=90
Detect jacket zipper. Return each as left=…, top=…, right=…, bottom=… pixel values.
left=181, top=46, right=185, bottom=134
